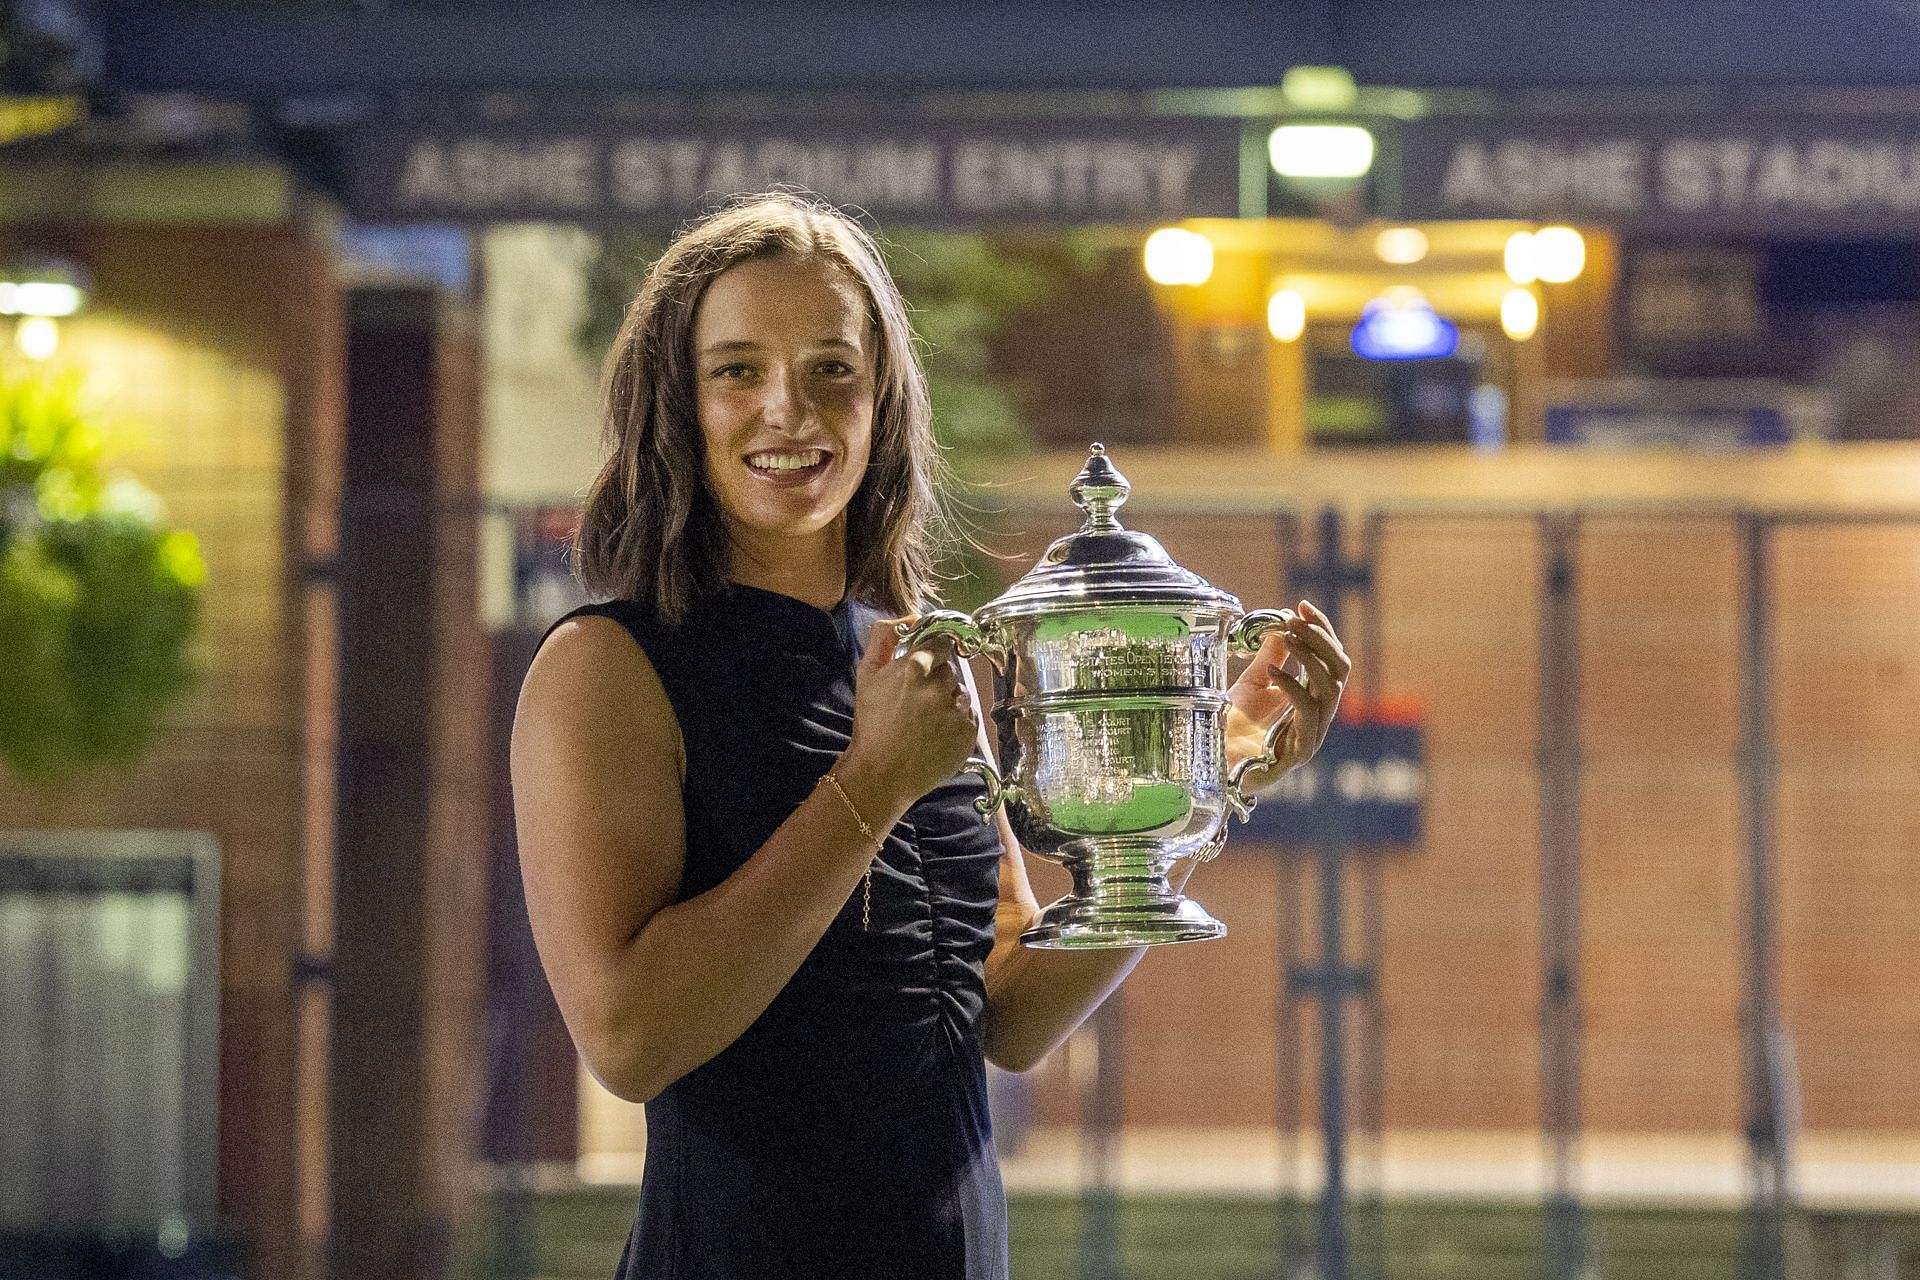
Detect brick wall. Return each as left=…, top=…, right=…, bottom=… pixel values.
left=986, top=493, right=1920, bottom=1142
left=0, top=220, right=342, bottom=1279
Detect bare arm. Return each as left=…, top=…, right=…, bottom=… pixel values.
left=511, top=615, right=973, bottom=1103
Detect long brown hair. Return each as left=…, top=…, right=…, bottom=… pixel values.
left=571, top=191, right=948, bottom=621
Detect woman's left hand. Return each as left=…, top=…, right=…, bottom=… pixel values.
left=1224, top=598, right=1351, bottom=790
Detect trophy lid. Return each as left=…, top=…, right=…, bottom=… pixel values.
left=977, top=443, right=1241, bottom=621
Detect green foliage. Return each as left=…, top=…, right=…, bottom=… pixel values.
left=879, top=229, right=1048, bottom=461
left=0, top=361, right=206, bottom=784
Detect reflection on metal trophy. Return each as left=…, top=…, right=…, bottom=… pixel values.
left=897, top=444, right=1293, bottom=949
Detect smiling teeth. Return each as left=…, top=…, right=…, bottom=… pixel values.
left=748, top=450, right=825, bottom=472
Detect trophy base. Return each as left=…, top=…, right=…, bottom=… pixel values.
left=1021, top=891, right=1227, bottom=950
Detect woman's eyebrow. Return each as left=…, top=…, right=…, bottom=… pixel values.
left=700, top=337, right=862, bottom=356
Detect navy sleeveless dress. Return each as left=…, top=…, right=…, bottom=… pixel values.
left=535, top=583, right=1009, bottom=1279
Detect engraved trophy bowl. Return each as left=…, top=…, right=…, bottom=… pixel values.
left=896, top=444, right=1295, bottom=949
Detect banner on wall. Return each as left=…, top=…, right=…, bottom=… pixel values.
left=1238, top=698, right=1427, bottom=848
left=347, top=120, right=1245, bottom=225
left=1397, top=115, right=1920, bottom=233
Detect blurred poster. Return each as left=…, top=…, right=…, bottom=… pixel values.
left=1541, top=376, right=1831, bottom=448
left=1239, top=700, right=1426, bottom=848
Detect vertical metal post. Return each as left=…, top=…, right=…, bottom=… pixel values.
left=1352, top=512, right=1388, bottom=1280
left=1275, top=511, right=1308, bottom=1280
left=1274, top=507, right=1375, bottom=1280
left=1738, top=515, right=1793, bottom=1280
left=1316, top=837, right=1350, bottom=1280
left=1537, top=513, right=1588, bottom=1279
left=1353, top=850, right=1386, bottom=1280
left=1079, top=986, right=1125, bottom=1280
left=1276, top=845, right=1307, bottom=1278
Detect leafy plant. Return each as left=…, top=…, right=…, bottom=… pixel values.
left=0, top=360, right=206, bottom=784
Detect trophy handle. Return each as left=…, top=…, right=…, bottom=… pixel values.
left=1223, top=605, right=1300, bottom=824
left=894, top=609, right=997, bottom=664
left=960, top=756, right=1014, bottom=821
left=899, top=613, right=1014, bottom=823
left=1225, top=713, right=1289, bottom=824
left=1227, top=607, right=1295, bottom=654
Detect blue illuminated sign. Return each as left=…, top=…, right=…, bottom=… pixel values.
left=1350, top=297, right=1458, bottom=361
left=1239, top=719, right=1427, bottom=847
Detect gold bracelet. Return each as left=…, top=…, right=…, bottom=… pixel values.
left=820, top=768, right=881, bottom=932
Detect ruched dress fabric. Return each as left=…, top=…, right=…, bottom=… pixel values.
left=535, top=584, right=1009, bottom=1280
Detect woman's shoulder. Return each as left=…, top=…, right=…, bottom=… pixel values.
left=527, top=601, right=668, bottom=695
left=537, top=596, right=655, bottom=650
left=515, top=603, right=683, bottom=776
left=529, top=595, right=730, bottom=714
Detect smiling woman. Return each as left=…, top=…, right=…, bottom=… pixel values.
left=570, top=191, right=948, bottom=622
left=691, top=253, right=876, bottom=601
left=510, top=190, right=1343, bottom=1280
left=513, top=191, right=1011, bottom=1279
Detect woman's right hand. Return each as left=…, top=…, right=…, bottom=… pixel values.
left=842, top=617, right=980, bottom=811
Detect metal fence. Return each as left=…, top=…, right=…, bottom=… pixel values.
left=996, top=500, right=1920, bottom=1280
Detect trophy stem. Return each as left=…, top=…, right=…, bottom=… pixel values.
left=1020, top=839, right=1228, bottom=950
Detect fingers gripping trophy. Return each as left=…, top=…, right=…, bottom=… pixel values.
left=897, top=444, right=1304, bottom=950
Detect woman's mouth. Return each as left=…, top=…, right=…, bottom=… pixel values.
left=744, top=448, right=832, bottom=486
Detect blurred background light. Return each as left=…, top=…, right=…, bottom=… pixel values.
left=1373, top=226, right=1429, bottom=265
left=0, top=256, right=90, bottom=316
left=0, top=281, right=85, bottom=317
left=1351, top=288, right=1458, bottom=360
left=1269, top=125, right=1375, bottom=179
left=1504, top=231, right=1538, bottom=284
left=1267, top=288, right=1307, bottom=342
left=1532, top=225, right=1587, bottom=283
left=1500, top=287, right=1540, bottom=341
left=1143, top=227, right=1214, bottom=286
left=16, top=315, right=61, bottom=361
left=1280, top=65, right=1359, bottom=111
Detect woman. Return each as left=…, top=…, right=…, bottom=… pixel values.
left=510, top=191, right=1350, bottom=1279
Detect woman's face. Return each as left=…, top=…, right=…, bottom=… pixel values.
left=691, top=252, right=876, bottom=558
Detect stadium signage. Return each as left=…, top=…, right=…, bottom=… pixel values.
left=346, top=122, right=1243, bottom=225
left=1398, top=116, right=1920, bottom=232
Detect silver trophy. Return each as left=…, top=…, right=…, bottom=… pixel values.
left=897, top=444, right=1294, bottom=949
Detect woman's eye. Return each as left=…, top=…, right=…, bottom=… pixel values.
left=710, top=364, right=750, bottom=380
left=818, top=360, right=855, bottom=377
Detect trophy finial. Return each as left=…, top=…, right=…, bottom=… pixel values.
left=1069, top=442, right=1130, bottom=531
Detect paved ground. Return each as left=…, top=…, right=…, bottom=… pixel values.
left=456, top=1180, right=1920, bottom=1280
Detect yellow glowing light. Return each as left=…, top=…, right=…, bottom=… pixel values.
left=1373, top=226, right=1429, bottom=265
left=1501, top=288, right=1540, bottom=341
left=1504, top=231, right=1538, bottom=284
left=1142, top=227, right=1214, bottom=286
left=1533, top=225, right=1586, bottom=283
left=0, top=95, right=85, bottom=146
left=17, top=316, right=59, bottom=361
left=1268, top=125, right=1375, bottom=179
left=1267, top=289, right=1307, bottom=342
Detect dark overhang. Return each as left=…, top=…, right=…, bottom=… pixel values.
left=96, top=1, right=1920, bottom=97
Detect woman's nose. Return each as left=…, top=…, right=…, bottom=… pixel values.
left=757, top=366, right=807, bottom=427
